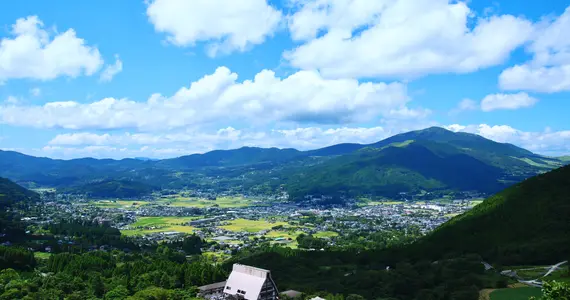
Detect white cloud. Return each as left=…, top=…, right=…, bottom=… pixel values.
left=0, top=16, right=104, bottom=81
left=499, top=7, right=570, bottom=92
left=146, top=0, right=282, bottom=56
left=4, top=96, right=20, bottom=105
left=285, top=0, right=534, bottom=79
left=43, top=126, right=397, bottom=158
left=38, top=123, right=570, bottom=159
left=99, top=55, right=123, bottom=82
left=480, top=92, right=538, bottom=111
left=450, top=98, right=478, bottom=115
left=446, top=124, right=570, bottom=156
left=29, top=88, right=41, bottom=97
left=0, top=67, right=419, bottom=131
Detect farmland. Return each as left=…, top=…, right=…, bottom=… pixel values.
left=156, top=195, right=252, bottom=208
left=120, top=216, right=197, bottom=236
left=220, top=218, right=288, bottom=233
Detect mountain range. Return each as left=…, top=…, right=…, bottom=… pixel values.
left=0, top=127, right=567, bottom=200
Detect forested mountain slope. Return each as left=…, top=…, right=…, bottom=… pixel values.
left=413, top=164, right=570, bottom=265
left=0, top=177, right=39, bottom=209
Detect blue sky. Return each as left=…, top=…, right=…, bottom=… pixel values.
left=1, top=0, right=569, bottom=159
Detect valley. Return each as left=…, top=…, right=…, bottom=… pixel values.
left=1, top=128, right=569, bottom=299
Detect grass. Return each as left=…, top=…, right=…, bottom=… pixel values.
left=314, top=231, right=339, bottom=238
left=34, top=252, right=51, bottom=260
left=121, top=216, right=197, bottom=236
left=489, top=287, right=541, bottom=300
left=158, top=195, right=251, bottom=208
left=470, top=199, right=485, bottom=206
left=220, top=218, right=288, bottom=233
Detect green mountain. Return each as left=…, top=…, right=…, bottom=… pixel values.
left=0, top=177, right=40, bottom=209
left=284, top=140, right=506, bottom=199
left=414, top=164, right=570, bottom=265
left=282, top=127, right=566, bottom=200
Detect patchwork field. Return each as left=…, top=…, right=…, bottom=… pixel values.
left=220, top=218, right=288, bottom=233
left=121, top=216, right=197, bottom=236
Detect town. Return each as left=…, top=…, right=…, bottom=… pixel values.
left=13, top=189, right=484, bottom=260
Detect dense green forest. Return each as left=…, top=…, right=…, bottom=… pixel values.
left=1, top=127, right=566, bottom=199
left=0, top=177, right=39, bottom=209
left=410, top=164, right=570, bottom=265
left=0, top=247, right=226, bottom=299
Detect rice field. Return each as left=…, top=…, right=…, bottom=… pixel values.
left=314, top=231, right=339, bottom=238
left=220, top=218, right=288, bottom=233
left=120, top=216, right=197, bottom=236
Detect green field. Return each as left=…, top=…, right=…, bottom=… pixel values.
left=469, top=199, right=484, bottom=206
left=121, top=216, right=197, bottom=236
left=34, top=252, right=52, bottom=260
left=314, top=231, right=339, bottom=238
left=93, top=200, right=150, bottom=208
left=220, top=218, right=288, bottom=233
left=490, top=287, right=541, bottom=300
left=158, top=195, right=251, bottom=208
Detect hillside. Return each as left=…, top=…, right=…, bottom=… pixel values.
left=61, top=179, right=156, bottom=198
left=285, top=140, right=507, bottom=199
left=413, top=164, right=570, bottom=265
left=0, top=177, right=40, bottom=209
left=282, top=128, right=565, bottom=200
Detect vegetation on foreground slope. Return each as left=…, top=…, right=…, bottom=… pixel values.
left=413, top=164, right=570, bottom=265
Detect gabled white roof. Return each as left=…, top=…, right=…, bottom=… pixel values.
left=224, top=264, right=270, bottom=300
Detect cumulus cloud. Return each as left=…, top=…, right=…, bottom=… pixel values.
left=146, top=0, right=282, bottom=57
left=99, top=55, right=123, bottom=82
left=0, top=16, right=103, bottom=81
left=480, top=92, right=538, bottom=111
left=450, top=93, right=537, bottom=114
left=35, top=123, right=570, bottom=159
left=29, top=88, right=41, bottom=97
left=499, top=7, right=570, bottom=92
left=0, top=67, right=421, bottom=131
left=284, top=0, right=534, bottom=79
left=446, top=124, right=570, bottom=156
left=43, top=126, right=396, bottom=158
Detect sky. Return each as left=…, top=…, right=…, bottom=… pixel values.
left=0, top=0, right=569, bottom=159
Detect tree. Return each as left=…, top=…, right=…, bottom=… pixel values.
left=530, top=281, right=570, bottom=300
left=105, top=285, right=129, bottom=299
left=89, top=273, right=105, bottom=298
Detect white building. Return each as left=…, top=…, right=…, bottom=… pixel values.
left=223, top=264, right=279, bottom=300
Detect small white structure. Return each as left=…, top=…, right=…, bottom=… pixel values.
left=224, top=264, right=279, bottom=300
